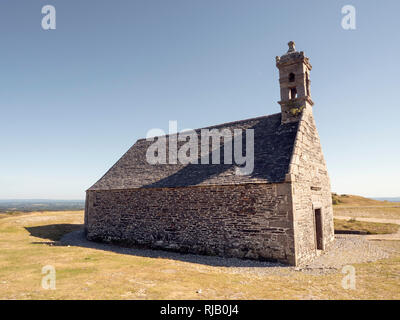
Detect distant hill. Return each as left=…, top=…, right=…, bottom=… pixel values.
left=332, top=194, right=399, bottom=206
left=1, top=195, right=398, bottom=213
left=372, top=197, right=400, bottom=202
left=0, top=200, right=84, bottom=213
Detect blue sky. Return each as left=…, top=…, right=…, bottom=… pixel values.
left=0, top=0, right=399, bottom=199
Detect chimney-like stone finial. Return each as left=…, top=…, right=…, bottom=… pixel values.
left=287, top=41, right=296, bottom=53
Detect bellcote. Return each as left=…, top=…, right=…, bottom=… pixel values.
left=276, top=41, right=314, bottom=124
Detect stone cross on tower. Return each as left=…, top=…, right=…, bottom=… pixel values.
left=276, top=41, right=314, bottom=124
left=287, top=41, right=296, bottom=52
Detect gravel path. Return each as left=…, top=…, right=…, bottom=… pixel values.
left=302, top=235, right=392, bottom=271
left=60, top=230, right=396, bottom=276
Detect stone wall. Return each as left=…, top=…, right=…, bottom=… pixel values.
left=286, top=105, right=334, bottom=265
left=85, top=183, right=296, bottom=265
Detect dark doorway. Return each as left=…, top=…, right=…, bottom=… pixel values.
left=314, top=209, right=323, bottom=250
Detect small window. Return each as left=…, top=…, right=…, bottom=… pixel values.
left=289, top=87, right=297, bottom=99
left=289, top=73, right=295, bottom=82
left=306, top=72, right=310, bottom=96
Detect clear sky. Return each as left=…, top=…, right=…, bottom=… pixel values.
left=1, top=0, right=399, bottom=199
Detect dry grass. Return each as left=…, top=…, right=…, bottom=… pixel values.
left=0, top=211, right=399, bottom=299
left=334, top=218, right=399, bottom=235
left=332, top=194, right=397, bottom=207
left=334, top=206, right=400, bottom=219
left=332, top=194, right=400, bottom=219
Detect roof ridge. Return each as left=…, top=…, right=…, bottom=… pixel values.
left=137, top=112, right=281, bottom=141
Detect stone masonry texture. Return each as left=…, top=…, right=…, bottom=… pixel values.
left=86, top=183, right=296, bottom=265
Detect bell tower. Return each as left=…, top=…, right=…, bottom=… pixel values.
left=276, top=41, right=313, bottom=124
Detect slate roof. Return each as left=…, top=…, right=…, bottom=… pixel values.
left=89, top=113, right=299, bottom=191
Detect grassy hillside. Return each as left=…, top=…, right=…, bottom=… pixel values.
left=334, top=218, right=399, bottom=235
left=0, top=200, right=84, bottom=213
left=332, top=194, right=400, bottom=219
left=332, top=194, right=397, bottom=207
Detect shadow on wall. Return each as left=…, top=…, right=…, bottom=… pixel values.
left=25, top=224, right=288, bottom=268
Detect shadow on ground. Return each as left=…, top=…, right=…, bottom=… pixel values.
left=25, top=224, right=84, bottom=242
left=25, top=223, right=287, bottom=268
